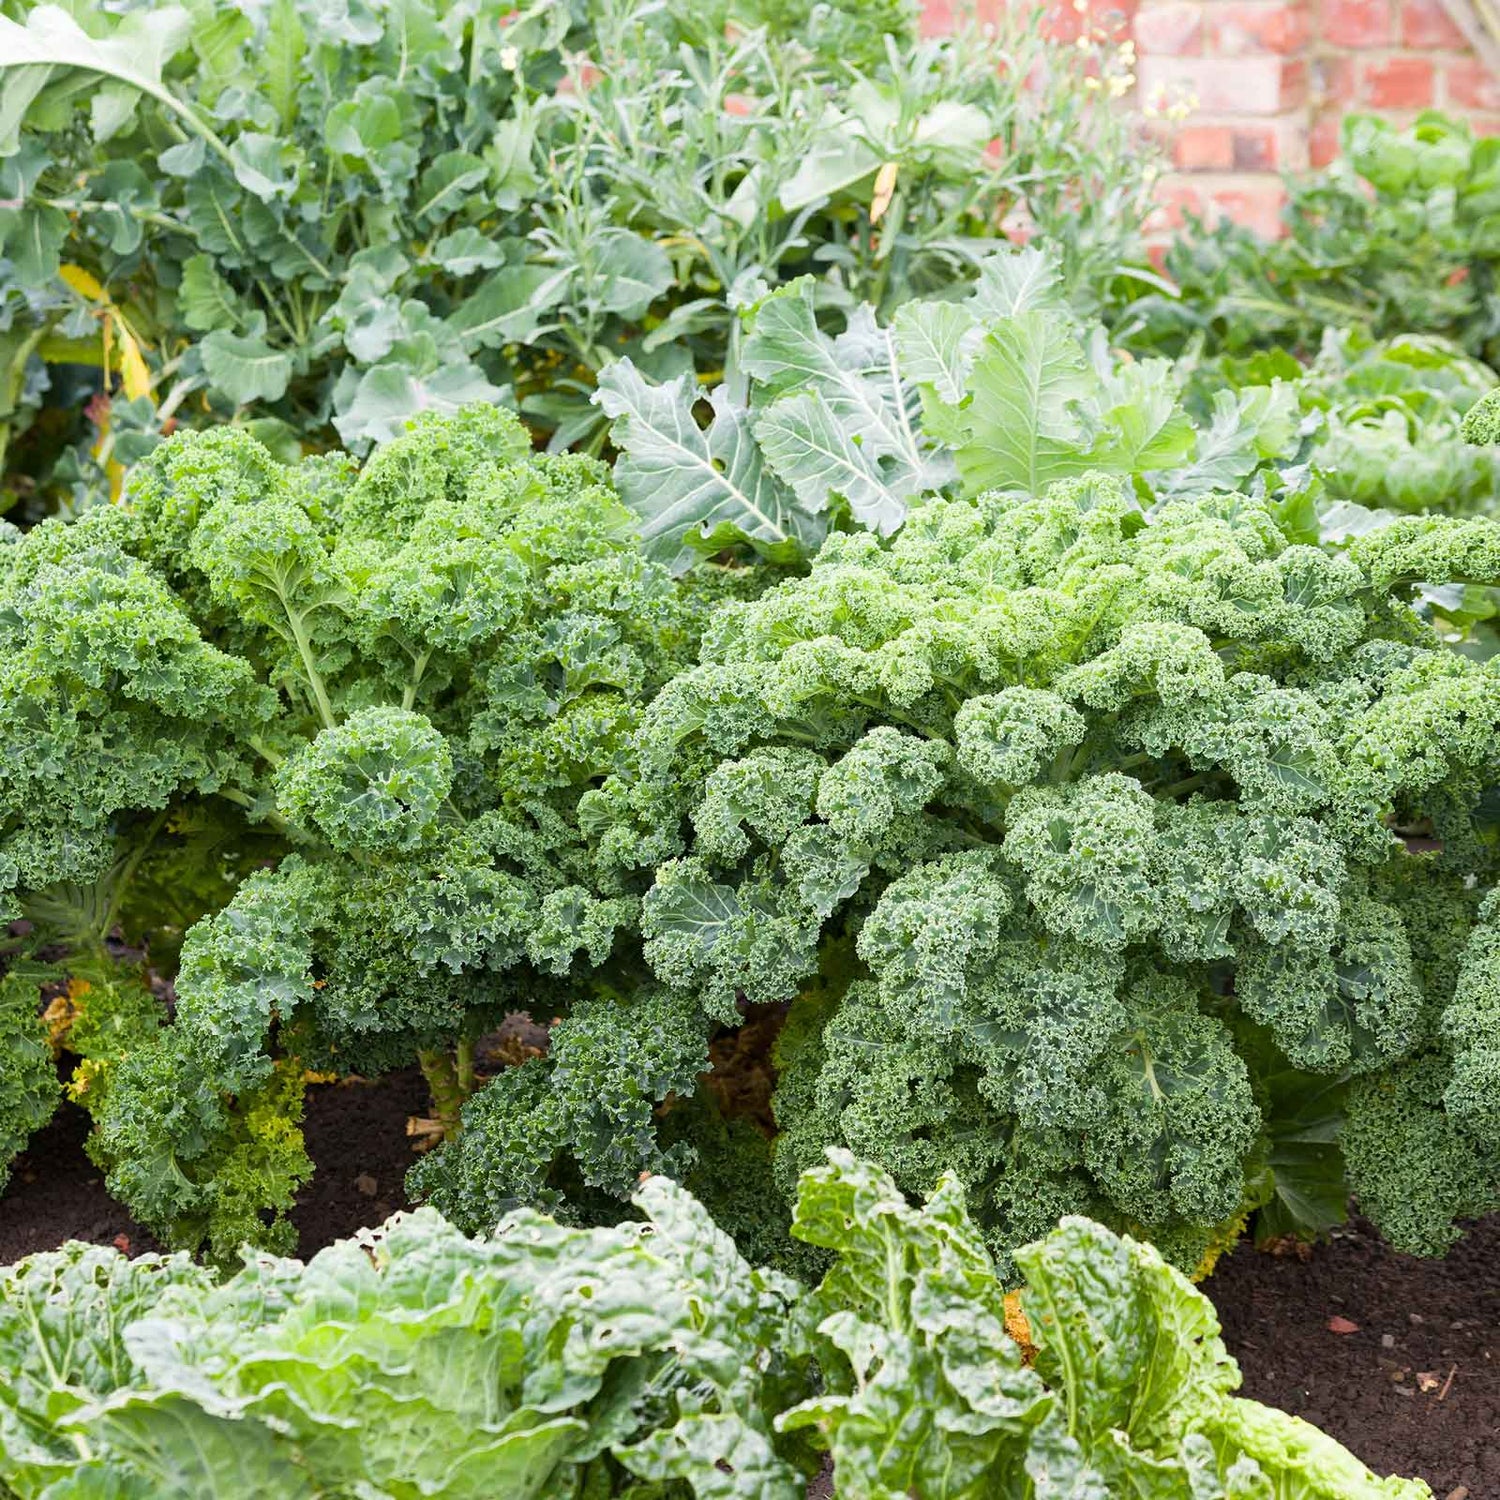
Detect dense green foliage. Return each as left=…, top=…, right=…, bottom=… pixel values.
left=0, top=1151, right=1431, bottom=1499
left=0, top=0, right=1150, bottom=511
left=597, top=246, right=1500, bottom=600
left=420, top=475, right=1500, bottom=1272
left=0, top=404, right=723, bottom=1259
left=1, top=1, right=1499, bottom=1375
left=1131, top=111, right=1500, bottom=367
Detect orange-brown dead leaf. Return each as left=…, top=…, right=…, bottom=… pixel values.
left=1003, top=1291, right=1037, bottom=1364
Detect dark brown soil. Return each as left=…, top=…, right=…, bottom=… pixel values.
left=1204, top=1217, right=1499, bottom=1498
left=0, top=1068, right=428, bottom=1264
left=2, top=1071, right=1495, bottom=1495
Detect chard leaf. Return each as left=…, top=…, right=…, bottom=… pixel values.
left=1016, top=1216, right=1239, bottom=1454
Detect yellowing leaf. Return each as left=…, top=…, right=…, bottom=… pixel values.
left=114, top=323, right=151, bottom=400
left=59, top=263, right=107, bottom=302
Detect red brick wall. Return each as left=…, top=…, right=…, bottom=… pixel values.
left=924, top=1, right=1500, bottom=236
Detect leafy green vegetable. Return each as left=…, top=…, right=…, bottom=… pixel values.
left=0, top=403, right=718, bottom=1257
left=0, top=1152, right=1432, bottom=1499
left=0, top=0, right=1154, bottom=514
left=601, top=248, right=1296, bottom=567
left=577, top=479, right=1500, bottom=1268
left=1125, top=111, right=1500, bottom=370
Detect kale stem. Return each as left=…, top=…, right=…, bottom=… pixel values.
left=418, top=1049, right=464, bottom=1136
left=286, top=612, right=337, bottom=730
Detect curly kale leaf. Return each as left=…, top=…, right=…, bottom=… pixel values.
left=1343, top=1052, right=1500, bottom=1257
left=0, top=973, right=59, bottom=1194
left=586, top=488, right=1500, bottom=1262
left=1441, top=888, right=1500, bottom=1137
left=409, top=985, right=711, bottom=1234
left=275, top=706, right=453, bottom=852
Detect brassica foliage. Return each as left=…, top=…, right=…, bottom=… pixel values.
left=555, top=479, right=1500, bottom=1270
left=0, top=1151, right=1431, bottom=1500
left=0, top=403, right=717, bottom=1260
left=0, top=0, right=1151, bottom=510
left=598, top=249, right=1302, bottom=570
left=1126, top=110, right=1500, bottom=369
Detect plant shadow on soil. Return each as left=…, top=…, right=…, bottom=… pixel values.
left=0, top=1070, right=1494, bottom=1497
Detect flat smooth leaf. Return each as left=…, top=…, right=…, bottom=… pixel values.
left=0, top=6, right=194, bottom=157
left=955, top=312, right=1100, bottom=495
left=332, top=361, right=505, bottom=448
left=592, top=230, right=673, bottom=320
left=178, top=254, right=242, bottom=333
left=971, top=248, right=1070, bottom=321
left=449, top=265, right=572, bottom=349
left=415, top=150, right=488, bottom=224
left=892, top=300, right=979, bottom=408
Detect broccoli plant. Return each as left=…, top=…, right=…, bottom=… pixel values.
left=0, top=403, right=719, bottom=1260
left=458, top=479, right=1500, bottom=1274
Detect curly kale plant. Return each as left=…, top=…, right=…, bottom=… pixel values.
left=549, top=480, right=1500, bottom=1273
left=0, top=403, right=711, bottom=1259
left=0, top=1152, right=1432, bottom=1500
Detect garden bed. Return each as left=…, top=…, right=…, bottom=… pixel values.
left=3, top=1072, right=1493, bottom=1498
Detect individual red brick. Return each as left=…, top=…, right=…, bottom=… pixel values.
left=1322, top=0, right=1395, bottom=47
left=1134, top=1, right=1203, bottom=54
left=1363, top=54, right=1436, bottom=108
left=1210, top=180, right=1288, bottom=238
left=1447, top=58, right=1500, bottom=111
left=919, top=0, right=955, bottom=35
left=1232, top=123, right=1280, bottom=170
left=1310, top=112, right=1342, bottom=166
left=1138, top=54, right=1303, bottom=112
left=1401, top=0, right=1468, bottom=48
left=1206, top=1, right=1309, bottom=55
left=1174, top=123, right=1235, bottom=169
left=1312, top=53, right=1358, bottom=106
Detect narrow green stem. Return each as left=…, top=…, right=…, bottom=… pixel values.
left=286, top=613, right=337, bottom=730
left=401, top=649, right=432, bottom=711
left=417, top=1049, right=465, bottom=1136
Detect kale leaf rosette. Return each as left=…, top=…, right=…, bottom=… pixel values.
left=529, top=479, right=1500, bottom=1274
